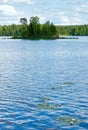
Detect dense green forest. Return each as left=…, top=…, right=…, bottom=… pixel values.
left=0, top=16, right=88, bottom=39
left=57, top=25, right=88, bottom=36
left=0, top=17, right=58, bottom=39
left=18, top=17, right=58, bottom=39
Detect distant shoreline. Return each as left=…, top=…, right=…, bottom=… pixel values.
left=11, top=35, right=78, bottom=40
left=2, top=36, right=78, bottom=40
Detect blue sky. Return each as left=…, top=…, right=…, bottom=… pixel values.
left=0, top=0, right=88, bottom=25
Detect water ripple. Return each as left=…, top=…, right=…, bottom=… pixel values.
left=0, top=37, right=88, bottom=129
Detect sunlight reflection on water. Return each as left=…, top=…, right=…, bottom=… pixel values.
left=0, top=37, right=88, bottom=129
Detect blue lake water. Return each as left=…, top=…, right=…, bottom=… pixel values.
left=0, top=37, right=88, bottom=130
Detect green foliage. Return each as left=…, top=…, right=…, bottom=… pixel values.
left=0, top=17, right=58, bottom=39
left=56, top=25, right=88, bottom=36
left=19, top=16, right=58, bottom=39
left=20, top=18, right=27, bottom=25
left=0, top=24, right=22, bottom=36
left=50, top=23, right=57, bottom=35
left=41, top=21, right=58, bottom=39
left=29, top=16, right=41, bottom=38
left=55, top=116, right=82, bottom=125
left=0, top=17, right=88, bottom=39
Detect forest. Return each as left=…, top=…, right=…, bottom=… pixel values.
left=0, top=17, right=58, bottom=39
left=57, top=25, right=88, bottom=36
left=0, top=16, right=88, bottom=39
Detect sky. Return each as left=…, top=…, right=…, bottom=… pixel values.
left=0, top=0, right=88, bottom=25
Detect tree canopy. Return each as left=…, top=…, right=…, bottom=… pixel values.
left=19, top=16, right=58, bottom=39
left=0, top=16, right=88, bottom=39
left=20, top=18, right=27, bottom=25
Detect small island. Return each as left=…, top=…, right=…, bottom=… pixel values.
left=13, top=16, right=59, bottom=40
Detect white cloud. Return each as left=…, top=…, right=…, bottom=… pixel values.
left=0, top=4, right=24, bottom=25
left=0, top=0, right=35, bottom=4
left=0, top=19, right=19, bottom=25
left=0, top=1, right=88, bottom=25
left=0, top=5, right=23, bottom=16
left=57, top=11, right=70, bottom=25
left=33, top=14, right=46, bottom=23
left=32, top=9, right=70, bottom=25
left=68, top=4, right=88, bottom=25
left=75, top=4, right=88, bottom=14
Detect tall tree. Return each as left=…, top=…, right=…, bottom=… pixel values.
left=29, top=16, right=41, bottom=38
left=20, top=18, right=27, bottom=25
left=20, top=18, right=28, bottom=38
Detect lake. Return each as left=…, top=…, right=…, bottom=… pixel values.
left=0, top=37, right=88, bottom=130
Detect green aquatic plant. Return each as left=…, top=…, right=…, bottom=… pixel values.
left=55, top=116, right=82, bottom=125
left=40, top=97, right=51, bottom=101
left=38, top=103, right=62, bottom=110
left=51, top=82, right=75, bottom=91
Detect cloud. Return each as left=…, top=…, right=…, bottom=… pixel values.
left=0, top=1, right=88, bottom=25
left=0, top=19, right=19, bottom=25
left=0, top=0, right=35, bottom=4
left=0, top=5, right=23, bottom=16
left=77, top=4, right=88, bottom=14
left=68, top=4, right=88, bottom=25
left=0, top=4, right=24, bottom=25
left=56, top=11, right=70, bottom=25
left=30, top=8, right=70, bottom=25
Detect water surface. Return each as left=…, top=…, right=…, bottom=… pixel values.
left=0, top=37, right=88, bottom=130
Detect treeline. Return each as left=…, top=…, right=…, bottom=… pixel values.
left=6, top=16, right=58, bottom=39
left=0, top=17, right=88, bottom=38
left=0, top=24, right=22, bottom=36
left=57, top=25, right=88, bottom=36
